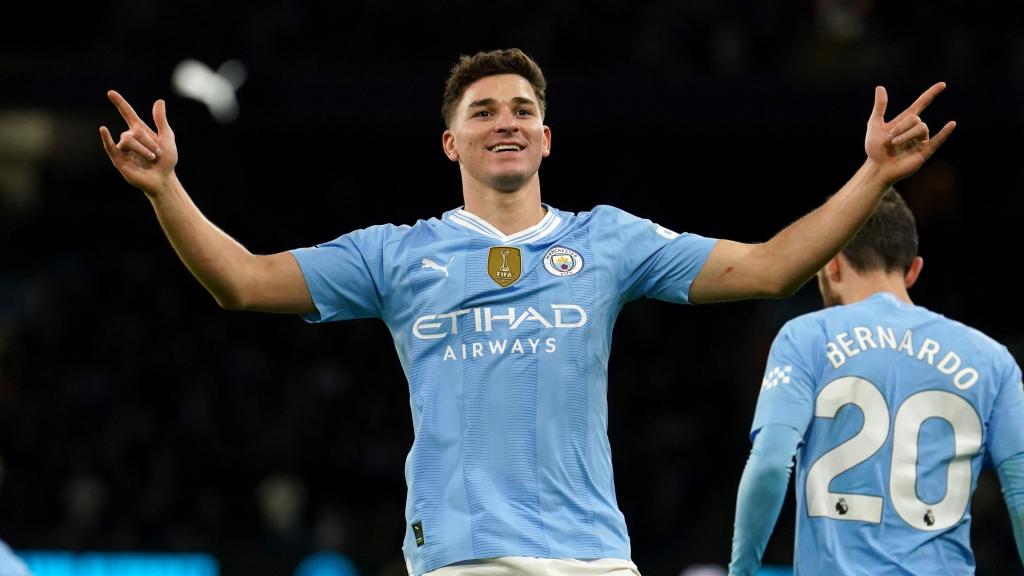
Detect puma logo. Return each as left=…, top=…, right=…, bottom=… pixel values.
left=421, top=256, right=455, bottom=277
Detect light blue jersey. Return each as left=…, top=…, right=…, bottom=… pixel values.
left=291, top=205, right=716, bottom=575
left=751, top=292, right=1024, bottom=575
left=0, top=540, right=30, bottom=576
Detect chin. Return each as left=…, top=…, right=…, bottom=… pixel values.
left=489, top=172, right=530, bottom=192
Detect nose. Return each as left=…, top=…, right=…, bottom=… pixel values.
left=494, top=109, right=519, bottom=133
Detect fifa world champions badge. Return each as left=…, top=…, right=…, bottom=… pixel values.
left=543, top=246, right=584, bottom=277
left=487, top=246, right=522, bottom=287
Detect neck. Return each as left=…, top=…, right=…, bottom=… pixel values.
left=461, top=172, right=545, bottom=235
left=840, top=272, right=913, bottom=306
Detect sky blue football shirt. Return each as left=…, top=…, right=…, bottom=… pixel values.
left=291, top=205, right=716, bottom=575
left=752, top=292, right=1024, bottom=575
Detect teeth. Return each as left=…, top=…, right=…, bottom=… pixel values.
left=490, top=144, right=521, bottom=152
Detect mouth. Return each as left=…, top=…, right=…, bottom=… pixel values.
left=487, top=143, right=525, bottom=153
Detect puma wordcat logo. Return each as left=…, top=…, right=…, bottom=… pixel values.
left=422, top=256, right=455, bottom=277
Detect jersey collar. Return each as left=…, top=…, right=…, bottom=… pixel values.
left=446, top=205, right=562, bottom=244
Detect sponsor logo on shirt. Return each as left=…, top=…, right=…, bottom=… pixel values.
left=421, top=256, right=454, bottom=277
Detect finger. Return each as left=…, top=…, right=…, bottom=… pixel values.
left=926, top=120, right=957, bottom=153
left=903, top=81, right=947, bottom=117
left=99, top=126, right=120, bottom=159
left=888, top=114, right=921, bottom=142
left=892, top=122, right=928, bottom=147
left=132, top=127, right=162, bottom=157
left=117, top=133, right=158, bottom=161
left=107, top=90, right=144, bottom=126
left=153, top=99, right=173, bottom=136
left=869, top=86, right=888, bottom=123
left=107, top=90, right=159, bottom=141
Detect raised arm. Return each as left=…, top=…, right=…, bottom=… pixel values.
left=690, top=83, right=956, bottom=304
left=99, top=90, right=314, bottom=314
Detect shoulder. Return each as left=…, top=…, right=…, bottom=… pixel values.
left=927, top=308, right=1018, bottom=367
left=774, top=309, right=833, bottom=347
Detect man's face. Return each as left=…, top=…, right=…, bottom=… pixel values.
left=443, top=74, right=551, bottom=192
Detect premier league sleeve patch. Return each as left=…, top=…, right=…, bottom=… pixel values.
left=543, top=245, right=584, bottom=277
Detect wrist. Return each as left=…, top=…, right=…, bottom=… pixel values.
left=145, top=172, right=182, bottom=204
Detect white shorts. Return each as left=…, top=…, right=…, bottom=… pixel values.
left=422, top=557, right=642, bottom=576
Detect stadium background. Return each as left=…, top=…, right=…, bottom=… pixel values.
left=1, top=1, right=1022, bottom=574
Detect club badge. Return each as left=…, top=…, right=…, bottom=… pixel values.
left=543, top=245, right=584, bottom=277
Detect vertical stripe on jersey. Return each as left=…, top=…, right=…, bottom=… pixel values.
left=406, top=225, right=457, bottom=569
left=560, top=230, right=602, bottom=554
left=462, top=240, right=548, bottom=558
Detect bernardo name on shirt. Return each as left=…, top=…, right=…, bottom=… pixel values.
left=825, top=324, right=980, bottom=390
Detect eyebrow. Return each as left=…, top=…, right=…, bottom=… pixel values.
left=466, top=96, right=537, bottom=109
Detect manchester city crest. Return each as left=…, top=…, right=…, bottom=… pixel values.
left=543, top=245, right=584, bottom=277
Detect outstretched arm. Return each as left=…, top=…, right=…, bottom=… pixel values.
left=690, top=83, right=956, bottom=303
left=728, top=424, right=802, bottom=576
left=99, top=90, right=314, bottom=313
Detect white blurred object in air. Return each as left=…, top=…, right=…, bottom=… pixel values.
left=172, top=59, right=247, bottom=123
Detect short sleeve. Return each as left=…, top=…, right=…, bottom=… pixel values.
left=750, top=317, right=822, bottom=440
left=987, top=358, right=1024, bottom=467
left=591, top=206, right=718, bottom=304
left=289, top=224, right=397, bottom=323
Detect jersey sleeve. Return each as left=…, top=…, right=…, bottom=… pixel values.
left=986, top=356, right=1024, bottom=467
left=289, top=224, right=398, bottom=323
left=750, top=316, right=822, bottom=439
left=590, top=205, right=717, bottom=304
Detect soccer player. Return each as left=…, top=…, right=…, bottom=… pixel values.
left=728, top=189, right=1024, bottom=575
left=100, top=49, right=954, bottom=575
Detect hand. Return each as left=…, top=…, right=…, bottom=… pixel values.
left=99, top=90, right=179, bottom=195
left=864, top=82, right=956, bottom=184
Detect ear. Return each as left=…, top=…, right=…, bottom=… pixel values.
left=442, top=129, right=459, bottom=162
left=541, top=125, right=552, bottom=157
left=825, top=256, right=842, bottom=283
left=904, top=256, right=924, bottom=289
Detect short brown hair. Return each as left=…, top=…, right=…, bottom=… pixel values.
left=441, top=48, right=547, bottom=127
left=843, top=188, right=919, bottom=274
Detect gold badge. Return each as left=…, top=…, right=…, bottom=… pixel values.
left=487, top=246, right=522, bottom=288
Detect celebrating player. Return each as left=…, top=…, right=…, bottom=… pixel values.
left=728, top=190, right=1024, bottom=575
left=101, top=49, right=954, bottom=575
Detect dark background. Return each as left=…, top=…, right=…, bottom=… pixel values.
left=2, top=1, right=1023, bottom=574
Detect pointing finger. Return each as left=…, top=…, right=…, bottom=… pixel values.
left=108, top=90, right=143, bottom=126
left=108, top=90, right=159, bottom=140
left=903, top=82, right=947, bottom=118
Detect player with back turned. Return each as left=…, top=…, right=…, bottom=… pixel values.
left=100, top=49, right=954, bottom=575
left=729, top=189, right=1024, bottom=575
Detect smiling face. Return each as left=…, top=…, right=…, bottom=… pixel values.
left=442, top=74, right=551, bottom=193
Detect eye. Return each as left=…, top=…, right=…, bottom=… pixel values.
left=515, top=109, right=532, bottom=116
left=473, top=110, right=491, bottom=118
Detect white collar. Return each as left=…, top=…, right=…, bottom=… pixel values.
left=447, top=206, right=562, bottom=244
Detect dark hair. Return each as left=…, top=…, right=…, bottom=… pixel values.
left=441, top=48, right=547, bottom=127
left=843, top=188, right=919, bottom=274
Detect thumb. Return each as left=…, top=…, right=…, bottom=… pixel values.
left=869, top=86, right=888, bottom=124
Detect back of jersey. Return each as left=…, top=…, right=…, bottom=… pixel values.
left=751, top=292, right=1024, bottom=575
